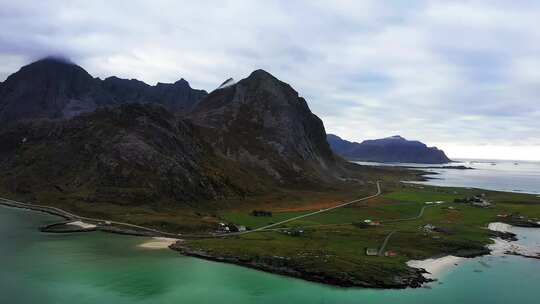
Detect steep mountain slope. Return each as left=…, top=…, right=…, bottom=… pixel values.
left=0, top=104, right=254, bottom=209
left=0, top=61, right=354, bottom=231
left=327, top=134, right=451, bottom=164
left=191, top=70, right=340, bottom=184
left=0, top=58, right=207, bottom=125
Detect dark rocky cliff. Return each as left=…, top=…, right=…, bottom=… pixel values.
left=191, top=70, right=340, bottom=184
left=102, top=77, right=207, bottom=114
left=0, top=57, right=207, bottom=125
left=0, top=57, right=111, bottom=123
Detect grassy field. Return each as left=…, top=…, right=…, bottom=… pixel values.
left=185, top=183, right=540, bottom=287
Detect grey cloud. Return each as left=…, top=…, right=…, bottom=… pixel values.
left=0, top=0, right=538, bottom=159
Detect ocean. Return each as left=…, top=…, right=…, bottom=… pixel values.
left=354, top=158, right=540, bottom=194
left=1, top=158, right=540, bottom=303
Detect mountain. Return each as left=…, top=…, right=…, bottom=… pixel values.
left=0, top=103, right=256, bottom=209
left=191, top=70, right=340, bottom=183
left=0, top=57, right=207, bottom=125
left=0, top=64, right=346, bottom=224
left=0, top=57, right=111, bottom=124
left=327, top=134, right=451, bottom=164
left=102, top=76, right=207, bottom=114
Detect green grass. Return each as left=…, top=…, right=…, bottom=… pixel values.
left=221, top=210, right=311, bottom=229
left=187, top=184, right=540, bottom=287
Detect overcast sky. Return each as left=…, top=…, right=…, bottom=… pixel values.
left=1, top=0, right=539, bottom=160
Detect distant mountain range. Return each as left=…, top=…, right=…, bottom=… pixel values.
left=0, top=58, right=344, bottom=211
left=327, top=134, right=451, bottom=164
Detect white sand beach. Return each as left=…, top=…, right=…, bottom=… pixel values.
left=488, top=222, right=512, bottom=233
left=67, top=221, right=97, bottom=229
left=407, top=255, right=463, bottom=279
left=138, top=237, right=180, bottom=249
left=487, top=222, right=539, bottom=257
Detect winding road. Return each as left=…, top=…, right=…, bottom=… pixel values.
left=0, top=197, right=180, bottom=237
left=0, top=180, right=382, bottom=238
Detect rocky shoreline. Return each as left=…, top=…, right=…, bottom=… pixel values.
left=170, top=223, right=540, bottom=290
left=170, top=242, right=432, bottom=289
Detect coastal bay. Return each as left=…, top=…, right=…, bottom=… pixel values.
left=1, top=204, right=539, bottom=304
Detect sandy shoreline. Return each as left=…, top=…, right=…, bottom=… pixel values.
left=487, top=222, right=539, bottom=257
left=488, top=222, right=512, bottom=233
left=139, top=237, right=180, bottom=249
left=408, top=222, right=540, bottom=281
left=407, top=255, right=463, bottom=279
left=67, top=221, right=97, bottom=229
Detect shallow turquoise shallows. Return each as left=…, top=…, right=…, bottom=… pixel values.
left=1, top=206, right=540, bottom=304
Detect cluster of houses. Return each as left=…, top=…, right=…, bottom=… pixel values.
left=422, top=224, right=453, bottom=234
left=365, top=248, right=397, bottom=257
left=454, top=194, right=492, bottom=208
left=216, top=222, right=247, bottom=233
left=281, top=227, right=305, bottom=236
left=355, top=219, right=381, bottom=228
left=424, top=201, right=445, bottom=205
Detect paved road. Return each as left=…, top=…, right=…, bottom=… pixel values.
left=0, top=197, right=180, bottom=237
left=264, top=201, right=433, bottom=231
left=0, top=180, right=381, bottom=238
left=245, top=181, right=381, bottom=233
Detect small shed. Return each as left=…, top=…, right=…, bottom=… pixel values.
left=366, top=248, right=378, bottom=256
left=384, top=250, right=398, bottom=257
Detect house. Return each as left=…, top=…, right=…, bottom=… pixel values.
left=366, top=248, right=378, bottom=256
left=472, top=200, right=491, bottom=208
left=251, top=210, right=272, bottom=217
left=423, top=224, right=436, bottom=232
left=284, top=227, right=305, bottom=236
left=384, top=250, right=398, bottom=257
left=434, top=226, right=454, bottom=234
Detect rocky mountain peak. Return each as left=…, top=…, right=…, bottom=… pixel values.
left=217, top=78, right=235, bottom=90
left=191, top=69, right=338, bottom=183
left=0, top=58, right=208, bottom=125
left=0, top=57, right=109, bottom=124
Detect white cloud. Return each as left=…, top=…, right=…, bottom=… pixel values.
left=0, top=0, right=539, bottom=160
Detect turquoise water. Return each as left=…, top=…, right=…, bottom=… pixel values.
left=354, top=158, right=540, bottom=194
left=1, top=206, right=540, bottom=303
